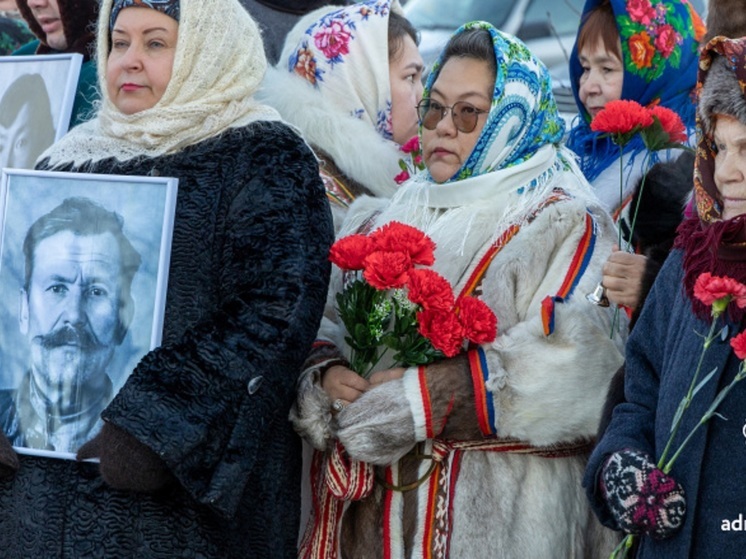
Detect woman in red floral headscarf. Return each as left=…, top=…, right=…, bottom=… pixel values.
left=568, top=0, right=703, bottom=315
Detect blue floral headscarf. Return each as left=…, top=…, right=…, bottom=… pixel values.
left=566, top=0, right=703, bottom=182
left=422, top=21, right=565, bottom=183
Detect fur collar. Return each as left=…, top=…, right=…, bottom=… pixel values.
left=259, top=64, right=402, bottom=199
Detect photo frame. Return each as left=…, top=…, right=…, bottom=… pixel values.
left=0, top=168, right=178, bottom=460
left=0, top=53, right=83, bottom=170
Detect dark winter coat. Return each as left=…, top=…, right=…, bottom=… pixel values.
left=0, top=121, right=334, bottom=558
left=585, top=248, right=746, bottom=558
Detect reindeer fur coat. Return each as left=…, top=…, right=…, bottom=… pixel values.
left=293, top=153, right=626, bottom=558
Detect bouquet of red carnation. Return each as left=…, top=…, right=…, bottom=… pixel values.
left=329, top=221, right=497, bottom=377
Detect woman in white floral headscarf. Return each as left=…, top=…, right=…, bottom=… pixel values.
left=260, top=0, right=424, bottom=232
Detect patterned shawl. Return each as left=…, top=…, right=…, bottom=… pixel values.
left=421, top=21, right=566, bottom=184
left=362, top=22, right=595, bottom=268
left=566, top=0, right=703, bottom=182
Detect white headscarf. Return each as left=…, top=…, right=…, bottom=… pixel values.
left=41, top=0, right=281, bottom=167
left=260, top=0, right=405, bottom=196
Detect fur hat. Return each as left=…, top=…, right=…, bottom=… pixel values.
left=697, top=55, right=746, bottom=136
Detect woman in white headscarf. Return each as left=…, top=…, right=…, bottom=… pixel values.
left=260, top=0, right=424, bottom=232
left=0, top=0, right=333, bottom=557
left=293, top=22, right=623, bottom=558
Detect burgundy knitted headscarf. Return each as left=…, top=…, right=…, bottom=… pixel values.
left=675, top=36, right=746, bottom=320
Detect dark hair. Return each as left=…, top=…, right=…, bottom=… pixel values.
left=576, top=0, right=621, bottom=61
left=440, top=28, right=496, bottom=86
left=388, top=10, right=419, bottom=62
left=23, top=197, right=142, bottom=344
left=0, top=73, right=55, bottom=148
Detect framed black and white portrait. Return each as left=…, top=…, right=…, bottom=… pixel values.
left=0, top=168, right=178, bottom=459
left=0, top=53, right=82, bottom=170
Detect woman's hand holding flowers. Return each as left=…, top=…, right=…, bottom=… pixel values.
left=336, top=354, right=479, bottom=465
left=602, top=247, right=647, bottom=309
left=322, top=365, right=371, bottom=409
left=336, top=377, right=416, bottom=465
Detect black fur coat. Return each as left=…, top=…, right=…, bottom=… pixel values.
left=0, top=121, right=333, bottom=558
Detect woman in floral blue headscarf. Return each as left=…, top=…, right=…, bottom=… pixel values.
left=567, top=0, right=703, bottom=315
left=567, top=0, right=702, bottom=199
left=292, top=21, right=625, bottom=558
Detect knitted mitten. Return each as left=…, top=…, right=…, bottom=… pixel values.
left=0, top=432, right=19, bottom=479
left=77, top=422, right=172, bottom=492
left=601, top=449, right=686, bottom=539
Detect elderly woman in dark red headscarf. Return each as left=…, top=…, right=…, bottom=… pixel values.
left=585, top=36, right=746, bottom=559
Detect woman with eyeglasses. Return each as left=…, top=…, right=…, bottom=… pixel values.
left=293, top=22, right=624, bottom=558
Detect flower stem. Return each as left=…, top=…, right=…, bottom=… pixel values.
left=609, top=144, right=625, bottom=339
left=609, top=533, right=635, bottom=559
left=625, top=152, right=650, bottom=253
left=617, top=144, right=624, bottom=249
left=362, top=347, right=390, bottom=379
left=657, top=315, right=720, bottom=468
left=662, top=362, right=746, bottom=473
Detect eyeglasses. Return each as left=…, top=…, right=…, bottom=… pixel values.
left=416, top=98, right=489, bottom=133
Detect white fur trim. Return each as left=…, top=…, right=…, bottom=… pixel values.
left=259, top=66, right=401, bottom=198
left=402, top=367, right=428, bottom=441
left=289, top=367, right=335, bottom=450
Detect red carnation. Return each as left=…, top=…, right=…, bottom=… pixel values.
left=456, top=296, right=498, bottom=344
left=591, top=100, right=655, bottom=146
left=401, top=135, right=421, bottom=154
left=648, top=105, right=687, bottom=144
left=417, top=309, right=464, bottom=357
left=329, top=234, right=374, bottom=270
left=362, top=251, right=411, bottom=290
left=694, top=272, right=746, bottom=313
left=407, top=269, right=455, bottom=312
left=370, top=221, right=436, bottom=266
left=731, top=330, right=746, bottom=361
left=394, top=170, right=410, bottom=184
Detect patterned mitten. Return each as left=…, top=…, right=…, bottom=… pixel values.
left=601, top=449, right=686, bottom=539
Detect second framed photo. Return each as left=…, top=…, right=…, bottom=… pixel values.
left=0, top=53, right=83, bottom=170
left=0, top=168, right=178, bottom=460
